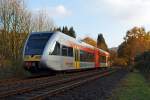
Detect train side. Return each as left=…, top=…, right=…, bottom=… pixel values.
left=23, top=32, right=110, bottom=73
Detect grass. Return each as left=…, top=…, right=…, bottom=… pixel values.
left=110, top=72, right=150, bottom=100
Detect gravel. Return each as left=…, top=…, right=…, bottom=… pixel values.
left=46, top=69, right=128, bottom=100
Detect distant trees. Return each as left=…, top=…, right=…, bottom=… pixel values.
left=97, top=34, right=109, bottom=51
left=118, top=27, right=150, bottom=65
left=82, top=33, right=109, bottom=49
left=54, top=26, right=76, bottom=38
left=109, top=49, right=127, bottom=67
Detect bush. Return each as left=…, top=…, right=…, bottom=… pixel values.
left=134, top=51, right=150, bottom=73
left=113, top=57, right=128, bottom=67
left=0, top=58, right=30, bottom=79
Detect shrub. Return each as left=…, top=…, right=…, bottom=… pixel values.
left=134, top=51, right=150, bottom=73
left=113, top=57, right=128, bottom=67
left=0, top=57, right=30, bottom=79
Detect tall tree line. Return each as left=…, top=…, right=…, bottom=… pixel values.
left=54, top=26, right=76, bottom=38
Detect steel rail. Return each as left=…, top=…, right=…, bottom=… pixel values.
left=8, top=69, right=115, bottom=100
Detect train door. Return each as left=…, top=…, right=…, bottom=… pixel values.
left=74, top=48, right=80, bottom=69
left=49, top=42, right=61, bottom=70
left=95, top=49, right=100, bottom=68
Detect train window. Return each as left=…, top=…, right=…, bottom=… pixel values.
left=68, top=47, right=73, bottom=57
left=100, top=56, right=106, bottom=63
left=80, top=50, right=94, bottom=62
left=51, top=42, right=60, bottom=55
left=80, top=50, right=84, bottom=61
left=80, top=50, right=86, bottom=62
left=25, top=33, right=53, bottom=55
left=87, top=52, right=94, bottom=62
left=62, top=46, right=68, bottom=56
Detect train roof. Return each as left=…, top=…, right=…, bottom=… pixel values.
left=55, top=32, right=109, bottom=55
left=29, top=31, right=109, bottom=55
left=55, top=31, right=95, bottom=48
left=31, top=31, right=54, bottom=34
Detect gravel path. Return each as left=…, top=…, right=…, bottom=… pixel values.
left=47, top=69, right=128, bottom=100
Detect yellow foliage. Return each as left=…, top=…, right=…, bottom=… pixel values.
left=82, top=37, right=97, bottom=47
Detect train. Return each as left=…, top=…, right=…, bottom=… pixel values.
left=23, top=31, right=110, bottom=73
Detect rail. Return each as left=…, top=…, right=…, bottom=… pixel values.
left=0, top=68, right=116, bottom=99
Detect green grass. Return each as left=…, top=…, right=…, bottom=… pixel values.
left=110, top=72, right=150, bottom=100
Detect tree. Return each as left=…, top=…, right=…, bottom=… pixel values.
left=68, top=27, right=76, bottom=38
left=0, top=0, right=31, bottom=62
left=118, top=27, right=150, bottom=65
left=31, top=9, right=55, bottom=32
left=61, top=26, right=67, bottom=34
left=134, top=51, right=150, bottom=73
left=55, top=26, right=76, bottom=38
left=97, top=33, right=108, bottom=51
left=56, top=27, right=61, bottom=32
left=0, top=0, right=56, bottom=66
left=63, top=26, right=69, bottom=35
left=82, top=37, right=97, bottom=47
left=0, top=0, right=58, bottom=77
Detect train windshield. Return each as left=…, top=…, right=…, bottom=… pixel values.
left=25, top=33, right=53, bottom=55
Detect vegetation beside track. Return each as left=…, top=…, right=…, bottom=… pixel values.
left=110, top=72, right=150, bottom=100
left=0, top=62, right=31, bottom=80
left=134, top=51, right=150, bottom=74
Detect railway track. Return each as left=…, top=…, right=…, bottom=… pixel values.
left=0, top=70, right=92, bottom=89
left=0, top=69, right=115, bottom=100
left=0, top=78, right=22, bottom=84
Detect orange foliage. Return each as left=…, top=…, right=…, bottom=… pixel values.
left=82, top=37, right=97, bottom=47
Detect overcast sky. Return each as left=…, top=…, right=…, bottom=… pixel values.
left=27, top=0, right=150, bottom=48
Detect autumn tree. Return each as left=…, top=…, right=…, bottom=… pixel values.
left=82, top=37, right=97, bottom=47
left=0, top=0, right=57, bottom=77
left=118, top=27, right=150, bottom=65
left=82, top=33, right=109, bottom=48
left=0, top=0, right=32, bottom=63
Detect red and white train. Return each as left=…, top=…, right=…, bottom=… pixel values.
left=23, top=31, right=110, bottom=73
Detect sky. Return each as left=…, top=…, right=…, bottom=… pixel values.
left=27, top=0, right=150, bottom=48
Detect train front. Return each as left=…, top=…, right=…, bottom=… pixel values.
left=23, top=32, right=54, bottom=73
